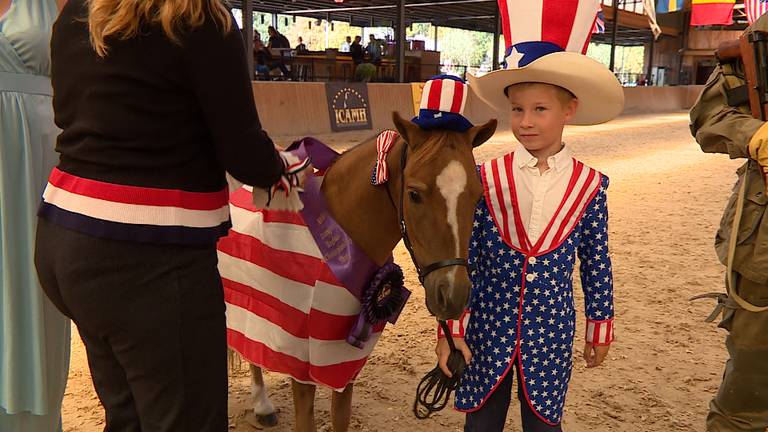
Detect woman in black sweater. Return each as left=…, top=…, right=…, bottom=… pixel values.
left=35, top=0, right=287, bottom=430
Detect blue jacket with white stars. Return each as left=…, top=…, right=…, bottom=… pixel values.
left=440, top=153, right=615, bottom=425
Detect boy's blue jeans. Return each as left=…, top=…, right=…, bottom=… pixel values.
left=464, top=359, right=563, bottom=432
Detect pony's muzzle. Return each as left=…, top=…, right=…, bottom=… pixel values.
left=424, top=267, right=470, bottom=321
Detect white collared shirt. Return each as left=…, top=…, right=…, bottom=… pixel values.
left=512, top=144, right=574, bottom=245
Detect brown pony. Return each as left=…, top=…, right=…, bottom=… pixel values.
left=229, top=112, right=496, bottom=431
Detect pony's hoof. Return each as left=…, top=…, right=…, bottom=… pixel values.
left=256, top=412, right=278, bottom=427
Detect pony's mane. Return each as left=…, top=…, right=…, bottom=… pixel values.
left=327, top=127, right=463, bottom=174
left=407, top=132, right=459, bottom=173
left=326, top=132, right=382, bottom=170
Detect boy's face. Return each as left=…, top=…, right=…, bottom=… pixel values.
left=506, top=83, right=578, bottom=154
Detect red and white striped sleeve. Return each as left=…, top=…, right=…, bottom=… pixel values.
left=437, top=310, right=471, bottom=339
left=578, top=176, right=615, bottom=347
left=585, top=318, right=614, bottom=346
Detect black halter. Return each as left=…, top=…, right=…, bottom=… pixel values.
left=386, top=141, right=470, bottom=419
left=393, top=144, right=469, bottom=285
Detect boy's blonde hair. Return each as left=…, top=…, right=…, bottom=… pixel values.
left=87, top=0, right=232, bottom=57
left=505, top=82, right=577, bottom=107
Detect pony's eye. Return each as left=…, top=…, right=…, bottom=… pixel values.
left=408, top=190, right=422, bottom=203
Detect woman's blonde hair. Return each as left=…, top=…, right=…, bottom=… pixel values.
left=87, top=0, right=232, bottom=57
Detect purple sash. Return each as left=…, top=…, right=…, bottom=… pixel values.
left=286, top=138, right=410, bottom=320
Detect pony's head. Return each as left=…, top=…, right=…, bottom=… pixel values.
left=392, top=112, right=497, bottom=320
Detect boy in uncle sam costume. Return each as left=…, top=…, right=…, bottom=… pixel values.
left=433, top=0, right=625, bottom=431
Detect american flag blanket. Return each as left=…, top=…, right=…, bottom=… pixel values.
left=217, top=186, right=386, bottom=390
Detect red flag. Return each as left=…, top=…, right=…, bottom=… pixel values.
left=690, top=0, right=736, bottom=26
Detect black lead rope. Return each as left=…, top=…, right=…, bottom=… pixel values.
left=413, top=321, right=467, bottom=419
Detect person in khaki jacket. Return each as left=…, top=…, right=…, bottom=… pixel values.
left=690, top=13, right=768, bottom=432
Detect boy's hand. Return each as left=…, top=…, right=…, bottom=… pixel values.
left=435, top=337, right=472, bottom=377
left=583, top=343, right=610, bottom=368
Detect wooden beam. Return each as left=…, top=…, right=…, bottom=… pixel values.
left=681, top=48, right=717, bottom=56
left=602, top=5, right=680, bottom=37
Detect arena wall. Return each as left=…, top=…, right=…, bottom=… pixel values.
left=622, top=85, right=705, bottom=115
left=252, top=82, right=706, bottom=137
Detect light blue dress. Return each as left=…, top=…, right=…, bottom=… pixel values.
left=0, top=1, right=71, bottom=431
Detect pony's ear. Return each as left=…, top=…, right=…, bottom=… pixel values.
left=392, top=111, right=424, bottom=148
left=469, top=119, right=498, bottom=148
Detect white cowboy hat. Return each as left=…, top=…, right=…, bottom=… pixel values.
left=469, top=0, right=624, bottom=126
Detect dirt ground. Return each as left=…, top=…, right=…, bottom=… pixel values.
left=62, top=112, right=743, bottom=431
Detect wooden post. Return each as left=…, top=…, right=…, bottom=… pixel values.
left=609, top=0, right=620, bottom=71
left=646, top=33, right=655, bottom=85
left=243, top=0, right=254, bottom=79
left=492, top=4, right=501, bottom=70
left=677, top=10, right=691, bottom=85
left=397, top=0, right=406, bottom=82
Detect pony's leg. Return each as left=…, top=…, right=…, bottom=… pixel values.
left=250, top=364, right=278, bottom=426
left=330, top=383, right=354, bottom=432
left=291, top=379, right=317, bottom=432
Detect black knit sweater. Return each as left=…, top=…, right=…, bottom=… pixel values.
left=50, top=0, right=282, bottom=192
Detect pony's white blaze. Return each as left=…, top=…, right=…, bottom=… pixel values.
left=436, top=160, right=467, bottom=288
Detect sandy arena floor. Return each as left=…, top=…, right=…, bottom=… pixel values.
left=62, top=112, right=743, bottom=431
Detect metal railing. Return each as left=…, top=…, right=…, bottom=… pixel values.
left=615, top=72, right=654, bottom=86
left=439, top=64, right=469, bottom=80
left=599, top=0, right=646, bottom=14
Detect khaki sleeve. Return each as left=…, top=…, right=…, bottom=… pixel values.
left=689, top=67, right=764, bottom=159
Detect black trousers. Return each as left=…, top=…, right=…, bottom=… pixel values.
left=35, top=218, right=228, bottom=432
left=465, top=360, right=563, bottom=432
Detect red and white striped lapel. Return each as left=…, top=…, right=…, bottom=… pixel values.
left=482, top=153, right=532, bottom=253
left=531, top=159, right=602, bottom=255
left=481, top=153, right=602, bottom=256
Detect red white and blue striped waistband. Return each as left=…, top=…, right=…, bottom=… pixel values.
left=38, top=168, right=231, bottom=245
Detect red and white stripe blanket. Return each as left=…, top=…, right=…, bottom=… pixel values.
left=217, top=186, right=386, bottom=390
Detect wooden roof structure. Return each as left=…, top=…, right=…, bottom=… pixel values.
left=230, top=0, right=714, bottom=82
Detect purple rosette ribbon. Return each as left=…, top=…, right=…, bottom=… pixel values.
left=347, top=262, right=411, bottom=349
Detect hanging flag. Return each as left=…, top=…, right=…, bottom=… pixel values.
left=657, top=0, right=682, bottom=13
left=592, top=6, right=605, bottom=34
left=643, top=0, right=663, bottom=39
left=691, top=0, right=736, bottom=26
left=746, top=0, right=768, bottom=23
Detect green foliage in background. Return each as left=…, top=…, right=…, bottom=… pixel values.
left=232, top=9, right=647, bottom=74
left=587, top=43, right=645, bottom=74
